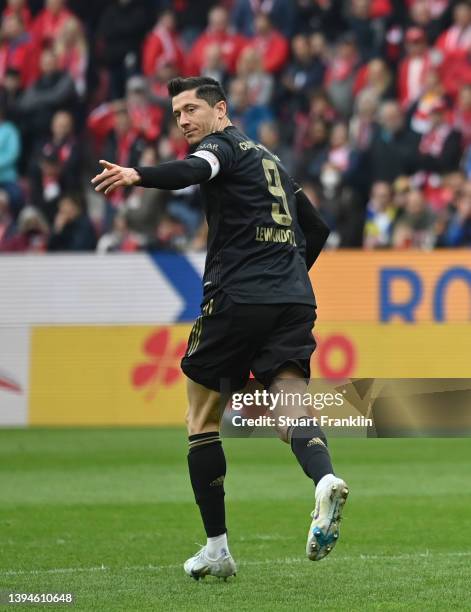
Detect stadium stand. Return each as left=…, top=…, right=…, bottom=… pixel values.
left=0, top=0, right=471, bottom=252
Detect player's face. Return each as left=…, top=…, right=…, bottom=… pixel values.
left=172, top=89, right=223, bottom=145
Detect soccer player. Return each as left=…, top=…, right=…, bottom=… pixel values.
left=92, top=77, right=349, bottom=580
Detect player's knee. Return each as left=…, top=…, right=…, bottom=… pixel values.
left=274, top=422, right=290, bottom=444
left=186, top=406, right=220, bottom=436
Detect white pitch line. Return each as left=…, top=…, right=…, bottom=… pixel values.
left=1, top=551, right=470, bottom=577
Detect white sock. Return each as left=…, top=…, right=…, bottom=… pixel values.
left=206, top=533, right=229, bottom=559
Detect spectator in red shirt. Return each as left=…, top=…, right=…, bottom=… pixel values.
left=397, top=27, right=435, bottom=109
left=88, top=76, right=165, bottom=150
left=247, top=13, right=289, bottom=75
left=142, top=10, right=186, bottom=79
left=436, top=1, right=471, bottom=59
left=187, top=6, right=247, bottom=75
left=32, top=0, right=74, bottom=50
left=125, top=75, right=165, bottom=143
left=100, top=102, right=146, bottom=215
left=2, top=0, right=32, bottom=31
left=0, top=13, right=38, bottom=87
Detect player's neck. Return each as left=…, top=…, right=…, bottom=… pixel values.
left=211, top=118, right=232, bottom=134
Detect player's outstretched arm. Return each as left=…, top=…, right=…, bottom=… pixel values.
left=295, top=187, right=330, bottom=270
left=91, top=157, right=212, bottom=196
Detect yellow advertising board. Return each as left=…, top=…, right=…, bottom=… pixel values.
left=29, top=322, right=471, bottom=425
left=311, top=251, right=471, bottom=322
left=311, top=322, right=471, bottom=379
left=29, top=325, right=192, bottom=426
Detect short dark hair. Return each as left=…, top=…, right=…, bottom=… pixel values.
left=167, top=77, right=227, bottom=107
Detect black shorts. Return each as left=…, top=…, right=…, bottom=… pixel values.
left=181, top=291, right=316, bottom=392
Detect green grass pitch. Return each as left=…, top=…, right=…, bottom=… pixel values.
left=0, top=429, right=470, bottom=611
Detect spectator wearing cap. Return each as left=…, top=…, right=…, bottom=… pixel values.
left=231, top=0, right=297, bottom=38
left=48, top=192, right=96, bottom=251
left=32, top=0, right=74, bottom=49
left=142, top=10, right=186, bottom=79
left=246, top=13, right=289, bottom=75
left=398, top=27, right=434, bottom=109
left=187, top=6, right=247, bottom=76
left=0, top=12, right=38, bottom=88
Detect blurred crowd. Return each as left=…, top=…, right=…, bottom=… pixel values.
left=1, top=0, right=471, bottom=253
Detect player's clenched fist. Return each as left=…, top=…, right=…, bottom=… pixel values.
left=91, top=160, right=141, bottom=195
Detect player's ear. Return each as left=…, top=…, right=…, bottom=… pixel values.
left=215, top=100, right=227, bottom=119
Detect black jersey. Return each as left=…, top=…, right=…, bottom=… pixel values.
left=190, top=126, right=315, bottom=306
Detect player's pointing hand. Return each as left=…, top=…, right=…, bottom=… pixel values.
left=91, top=160, right=141, bottom=196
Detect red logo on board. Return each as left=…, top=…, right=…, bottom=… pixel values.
left=0, top=371, right=22, bottom=394
left=132, top=329, right=187, bottom=400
